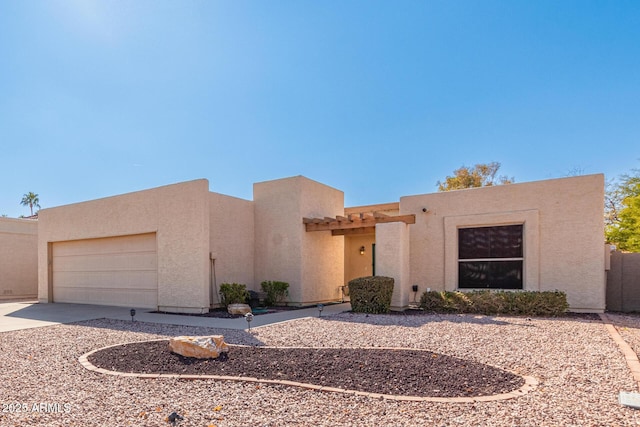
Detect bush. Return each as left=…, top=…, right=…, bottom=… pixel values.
left=348, top=276, right=394, bottom=314
left=219, top=283, right=249, bottom=308
left=464, top=290, right=506, bottom=315
left=419, top=291, right=473, bottom=313
left=510, top=290, right=569, bottom=316
left=260, top=280, right=289, bottom=306
left=419, top=290, right=568, bottom=316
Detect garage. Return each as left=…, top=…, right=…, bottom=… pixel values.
left=52, top=233, right=158, bottom=309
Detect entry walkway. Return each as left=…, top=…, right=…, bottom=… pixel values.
left=0, top=301, right=351, bottom=332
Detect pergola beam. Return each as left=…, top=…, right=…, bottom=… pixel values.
left=303, top=214, right=415, bottom=232
left=331, top=227, right=376, bottom=236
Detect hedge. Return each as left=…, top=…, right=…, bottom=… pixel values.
left=419, top=290, right=569, bottom=316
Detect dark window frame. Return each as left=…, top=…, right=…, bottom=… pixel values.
left=458, top=225, right=523, bottom=290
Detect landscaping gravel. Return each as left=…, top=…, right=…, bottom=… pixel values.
left=1, top=312, right=639, bottom=426
left=607, top=313, right=640, bottom=363
left=88, top=341, right=524, bottom=398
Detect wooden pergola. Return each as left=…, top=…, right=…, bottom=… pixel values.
left=303, top=212, right=416, bottom=236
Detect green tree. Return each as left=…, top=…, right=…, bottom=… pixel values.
left=20, top=192, right=40, bottom=216
left=606, top=170, right=640, bottom=252
left=437, top=162, right=514, bottom=191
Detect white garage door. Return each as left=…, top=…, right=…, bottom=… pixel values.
left=52, top=233, right=158, bottom=309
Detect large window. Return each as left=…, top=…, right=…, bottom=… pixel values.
left=458, top=225, right=523, bottom=289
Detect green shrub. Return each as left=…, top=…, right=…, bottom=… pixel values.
left=419, top=290, right=568, bottom=316
left=260, top=280, right=290, bottom=306
left=419, top=291, right=473, bottom=313
left=219, top=283, right=249, bottom=308
left=512, top=290, right=569, bottom=316
left=419, top=291, right=446, bottom=312
left=465, top=290, right=505, bottom=315
left=348, top=276, right=394, bottom=314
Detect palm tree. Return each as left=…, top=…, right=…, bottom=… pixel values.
left=20, top=192, right=40, bottom=216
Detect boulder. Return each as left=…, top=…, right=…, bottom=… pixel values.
left=227, top=303, right=252, bottom=315
left=169, top=335, right=229, bottom=359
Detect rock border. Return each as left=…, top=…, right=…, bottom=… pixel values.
left=600, top=313, right=640, bottom=391
left=78, top=339, right=537, bottom=403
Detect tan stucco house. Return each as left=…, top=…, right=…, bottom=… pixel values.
left=36, top=174, right=606, bottom=313
left=0, top=217, right=38, bottom=300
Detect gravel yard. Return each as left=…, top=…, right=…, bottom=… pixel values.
left=1, top=312, right=640, bottom=426
left=88, top=342, right=525, bottom=398
left=607, top=313, right=640, bottom=359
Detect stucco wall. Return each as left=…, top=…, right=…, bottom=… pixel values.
left=300, top=178, right=345, bottom=303
left=343, top=203, right=399, bottom=286
left=344, top=233, right=375, bottom=283
left=375, top=222, right=411, bottom=310
left=0, top=218, right=38, bottom=299
left=32, top=173, right=605, bottom=312
left=400, top=174, right=605, bottom=312
left=38, top=180, right=211, bottom=313
left=254, top=176, right=344, bottom=305
left=209, top=192, right=255, bottom=303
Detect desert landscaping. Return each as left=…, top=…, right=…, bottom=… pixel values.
left=2, top=310, right=640, bottom=426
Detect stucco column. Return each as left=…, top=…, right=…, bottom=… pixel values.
left=375, top=222, right=410, bottom=310
left=254, top=176, right=344, bottom=305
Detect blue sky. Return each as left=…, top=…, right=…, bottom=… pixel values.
left=1, top=1, right=639, bottom=217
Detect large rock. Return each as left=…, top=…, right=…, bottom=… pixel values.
left=169, top=335, right=229, bottom=359
left=227, top=303, right=252, bottom=315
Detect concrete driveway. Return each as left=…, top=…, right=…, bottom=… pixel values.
left=0, top=301, right=351, bottom=332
